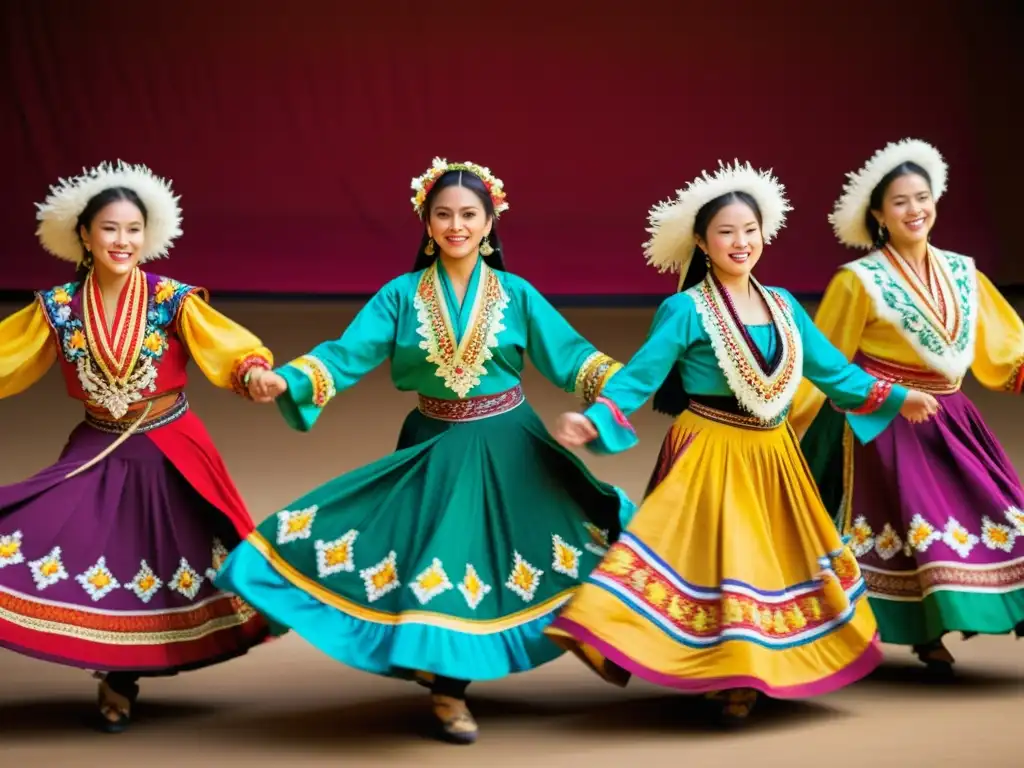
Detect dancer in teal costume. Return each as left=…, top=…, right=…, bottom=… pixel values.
left=215, top=158, right=633, bottom=744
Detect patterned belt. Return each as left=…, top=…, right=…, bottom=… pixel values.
left=85, top=394, right=189, bottom=434
left=418, top=385, right=525, bottom=422
left=687, top=395, right=786, bottom=431
left=857, top=354, right=961, bottom=394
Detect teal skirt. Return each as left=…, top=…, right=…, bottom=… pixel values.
left=215, top=400, right=634, bottom=681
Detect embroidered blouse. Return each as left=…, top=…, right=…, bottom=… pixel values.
left=789, top=246, right=1024, bottom=436
left=0, top=269, right=273, bottom=417
left=580, top=277, right=908, bottom=455
left=274, top=258, right=622, bottom=431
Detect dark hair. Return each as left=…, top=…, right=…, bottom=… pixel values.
left=865, top=161, right=932, bottom=250
left=411, top=169, right=505, bottom=272
left=73, top=186, right=148, bottom=281
left=652, top=190, right=763, bottom=416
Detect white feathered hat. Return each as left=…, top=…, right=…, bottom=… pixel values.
left=643, top=159, right=791, bottom=287
left=829, top=138, right=947, bottom=249
left=35, top=160, right=183, bottom=264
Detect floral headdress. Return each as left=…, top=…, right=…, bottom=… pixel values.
left=35, top=160, right=183, bottom=264
left=829, top=138, right=948, bottom=249
left=410, top=157, right=509, bottom=219
left=644, top=159, right=791, bottom=287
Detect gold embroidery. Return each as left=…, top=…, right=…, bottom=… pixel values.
left=574, top=352, right=622, bottom=404
left=414, top=262, right=508, bottom=398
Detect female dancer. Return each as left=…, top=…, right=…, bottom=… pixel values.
left=215, top=158, right=634, bottom=745
left=545, top=160, right=939, bottom=723
left=790, top=138, right=1024, bottom=675
left=0, top=161, right=276, bottom=732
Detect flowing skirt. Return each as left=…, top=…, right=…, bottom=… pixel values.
left=0, top=403, right=268, bottom=673
left=546, top=401, right=882, bottom=698
left=215, top=390, right=634, bottom=681
left=802, top=367, right=1024, bottom=646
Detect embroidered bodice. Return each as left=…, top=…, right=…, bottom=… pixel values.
left=273, top=259, right=622, bottom=431
left=36, top=270, right=199, bottom=417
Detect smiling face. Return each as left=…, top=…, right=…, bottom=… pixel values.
left=873, top=172, right=936, bottom=251
left=695, top=201, right=764, bottom=279
left=426, top=184, right=493, bottom=261
left=79, top=199, right=145, bottom=278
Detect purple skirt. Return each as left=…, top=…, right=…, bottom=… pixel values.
left=843, top=390, right=1024, bottom=645
left=0, top=421, right=267, bottom=673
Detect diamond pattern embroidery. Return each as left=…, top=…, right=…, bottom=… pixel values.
left=126, top=560, right=163, bottom=603
left=169, top=558, right=203, bottom=600
left=360, top=551, right=400, bottom=603
left=906, top=514, right=941, bottom=554
left=551, top=535, right=583, bottom=578
left=29, top=546, right=69, bottom=590
left=75, top=556, right=120, bottom=602
left=458, top=564, right=492, bottom=610
left=848, top=516, right=875, bottom=558
left=981, top=516, right=1017, bottom=554
left=874, top=523, right=903, bottom=561
left=315, top=530, right=358, bottom=578
left=942, top=517, right=978, bottom=559
left=410, top=558, right=453, bottom=605
left=276, top=505, right=318, bottom=545
left=0, top=531, right=24, bottom=568
left=505, top=551, right=543, bottom=602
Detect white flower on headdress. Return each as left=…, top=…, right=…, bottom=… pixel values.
left=643, top=159, right=791, bottom=284
left=35, top=160, right=183, bottom=265
left=829, top=138, right=948, bottom=250
left=409, top=157, right=508, bottom=219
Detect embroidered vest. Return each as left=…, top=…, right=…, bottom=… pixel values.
left=36, top=270, right=204, bottom=418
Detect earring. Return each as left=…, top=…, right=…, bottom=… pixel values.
left=81, top=252, right=94, bottom=269
left=704, top=252, right=711, bottom=267
left=479, top=237, right=494, bottom=257
left=424, top=238, right=435, bottom=256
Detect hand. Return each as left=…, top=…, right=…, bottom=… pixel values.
left=899, top=389, right=940, bottom=424
left=247, top=368, right=288, bottom=403
left=553, top=412, right=598, bottom=448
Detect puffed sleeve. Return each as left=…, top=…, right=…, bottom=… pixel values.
left=0, top=302, right=57, bottom=398
left=789, top=270, right=871, bottom=437
left=971, top=271, right=1024, bottom=394
left=177, top=292, right=274, bottom=397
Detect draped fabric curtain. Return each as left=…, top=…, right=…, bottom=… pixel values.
left=2, top=0, right=1018, bottom=296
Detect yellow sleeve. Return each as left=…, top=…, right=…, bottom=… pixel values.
left=971, top=271, right=1024, bottom=393
left=177, top=292, right=274, bottom=397
left=789, top=269, right=871, bottom=437
left=0, top=301, right=57, bottom=399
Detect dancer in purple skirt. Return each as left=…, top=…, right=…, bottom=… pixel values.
left=791, top=139, right=1024, bottom=676
left=0, top=161, right=278, bottom=731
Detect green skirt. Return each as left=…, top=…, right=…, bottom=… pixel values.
left=216, top=399, right=634, bottom=681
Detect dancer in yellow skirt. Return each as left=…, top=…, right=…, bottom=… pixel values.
left=546, top=161, right=939, bottom=723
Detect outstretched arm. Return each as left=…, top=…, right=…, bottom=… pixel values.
left=558, top=294, right=692, bottom=455
left=272, top=284, right=399, bottom=431
left=0, top=302, right=58, bottom=399
left=788, top=270, right=870, bottom=438
left=177, top=292, right=274, bottom=397
left=782, top=289, right=908, bottom=444
left=972, top=271, right=1024, bottom=394
left=522, top=283, right=622, bottom=403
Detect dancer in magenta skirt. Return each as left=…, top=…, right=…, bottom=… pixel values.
left=792, top=139, right=1024, bottom=676
left=0, top=161, right=277, bottom=731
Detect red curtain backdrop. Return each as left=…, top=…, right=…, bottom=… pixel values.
left=2, top=1, right=1021, bottom=296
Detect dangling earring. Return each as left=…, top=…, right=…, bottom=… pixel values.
left=479, top=237, right=494, bottom=257
left=424, top=238, right=435, bottom=256
left=82, top=252, right=94, bottom=270
left=704, top=252, right=711, bottom=267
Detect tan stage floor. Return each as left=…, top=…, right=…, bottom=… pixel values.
left=1, top=298, right=1022, bottom=767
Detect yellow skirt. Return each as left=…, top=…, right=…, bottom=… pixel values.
left=546, top=404, right=882, bottom=698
